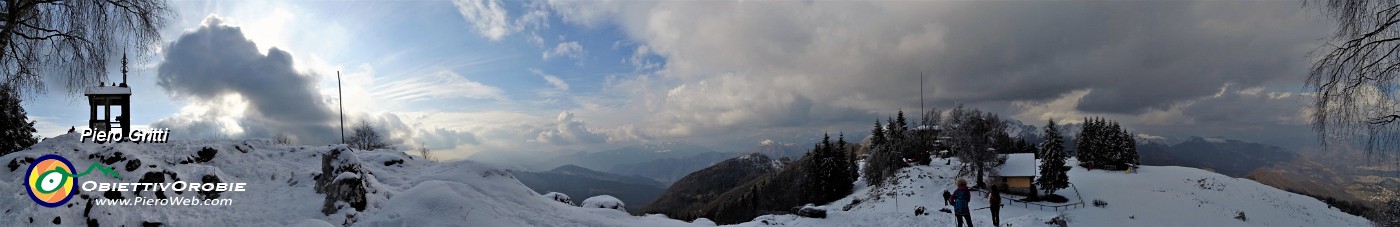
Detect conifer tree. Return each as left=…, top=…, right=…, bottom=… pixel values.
left=0, top=85, right=36, bottom=156
left=864, top=120, right=889, bottom=186
left=843, top=131, right=858, bottom=182
left=1071, top=117, right=1139, bottom=169
left=895, top=111, right=908, bottom=134
left=817, top=133, right=828, bottom=200
left=1118, top=126, right=1138, bottom=167
left=1037, top=119, right=1070, bottom=195
left=893, top=110, right=911, bottom=161
left=834, top=133, right=853, bottom=196
left=837, top=133, right=851, bottom=181
left=1075, top=117, right=1093, bottom=165
left=1107, top=122, right=1123, bottom=164
left=802, top=136, right=825, bottom=202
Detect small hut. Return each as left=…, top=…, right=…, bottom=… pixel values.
left=994, top=153, right=1039, bottom=196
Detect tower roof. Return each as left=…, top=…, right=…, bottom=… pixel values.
left=84, top=86, right=130, bottom=95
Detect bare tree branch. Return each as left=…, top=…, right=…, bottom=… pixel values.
left=1370, top=114, right=1400, bottom=125
left=0, top=0, right=172, bottom=97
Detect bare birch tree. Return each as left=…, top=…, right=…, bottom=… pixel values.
left=0, top=0, right=172, bottom=95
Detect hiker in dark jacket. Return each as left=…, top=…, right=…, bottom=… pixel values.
left=953, top=179, right=973, bottom=227
left=986, top=184, right=1002, bottom=226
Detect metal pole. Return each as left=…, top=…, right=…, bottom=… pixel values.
left=338, top=71, right=344, bottom=144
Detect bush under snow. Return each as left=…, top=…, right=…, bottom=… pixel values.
left=543, top=192, right=575, bottom=206
left=581, top=195, right=626, bottom=212
left=690, top=218, right=716, bottom=226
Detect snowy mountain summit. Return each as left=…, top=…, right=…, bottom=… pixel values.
left=0, top=134, right=1371, bottom=226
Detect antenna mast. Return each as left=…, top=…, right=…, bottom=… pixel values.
left=120, top=53, right=128, bottom=87
left=338, top=71, right=345, bottom=144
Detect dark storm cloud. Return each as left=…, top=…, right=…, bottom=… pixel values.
left=153, top=16, right=338, bottom=144
left=1139, top=86, right=1315, bottom=149
left=919, top=1, right=1327, bottom=114
left=551, top=1, right=1331, bottom=143
left=1182, top=89, right=1306, bottom=126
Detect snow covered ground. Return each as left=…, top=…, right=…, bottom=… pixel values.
left=0, top=134, right=695, bottom=226
left=731, top=158, right=1372, bottom=226
left=0, top=134, right=1371, bottom=226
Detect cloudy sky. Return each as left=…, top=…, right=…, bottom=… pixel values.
left=25, top=0, right=1336, bottom=160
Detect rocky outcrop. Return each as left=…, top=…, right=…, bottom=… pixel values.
left=317, top=147, right=367, bottom=216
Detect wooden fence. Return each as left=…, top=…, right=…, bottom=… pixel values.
left=1003, top=182, right=1086, bottom=211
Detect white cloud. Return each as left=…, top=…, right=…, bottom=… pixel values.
left=543, top=75, right=569, bottom=91
left=626, top=45, right=660, bottom=71
left=452, top=0, right=510, bottom=40
left=527, top=32, right=545, bottom=45
left=530, top=68, right=569, bottom=99
left=453, top=0, right=552, bottom=41
left=1011, top=89, right=1096, bottom=124
left=536, top=111, right=608, bottom=145
left=543, top=41, right=586, bottom=61
left=372, top=70, right=505, bottom=102
left=1137, top=133, right=1167, bottom=141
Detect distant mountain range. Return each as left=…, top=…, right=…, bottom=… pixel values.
left=609, top=152, right=740, bottom=185
left=611, top=140, right=808, bottom=184
left=1141, top=136, right=1298, bottom=177
left=510, top=165, right=666, bottom=213
left=641, top=153, right=790, bottom=222
left=468, top=142, right=721, bottom=172
left=542, top=142, right=718, bottom=172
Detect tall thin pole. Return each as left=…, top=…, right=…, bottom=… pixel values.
left=920, top=72, right=924, bottom=122
left=338, top=71, right=345, bottom=144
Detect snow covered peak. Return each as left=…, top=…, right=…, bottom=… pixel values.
left=1184, top=136, right=1231, bottom=144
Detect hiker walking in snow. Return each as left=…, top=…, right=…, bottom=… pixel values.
left=986, top=184, right=1002, bottom=226
left=953, top=179, right=973, bottom=227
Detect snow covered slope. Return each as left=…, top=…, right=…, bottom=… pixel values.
left=0, top=133, right=696, bottom=226
left=731, top=158, right=1372, bottom=226
left=0, top=134, right=1370, bottom=226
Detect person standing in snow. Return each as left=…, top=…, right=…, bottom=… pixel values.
left=953, top=179, right=973, bottom=227
left=986, top=184, right=1002, bottom=226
